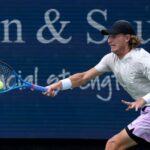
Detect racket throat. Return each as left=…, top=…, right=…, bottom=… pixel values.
left=31, top=84, right=35, bottom=91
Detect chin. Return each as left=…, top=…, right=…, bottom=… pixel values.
left=111, top=49, right=116, bottom=52
left=111, top=49, right=118, bottom=55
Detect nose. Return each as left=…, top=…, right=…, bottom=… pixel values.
left=107, top=36, right=112, bottom=44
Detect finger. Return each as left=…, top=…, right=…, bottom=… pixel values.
left=42, top=91, right=48, bottom=95
left=43, top=86, right=52, bottom=95
left=46, top=90, right=57, bottom=97
left=51, top=90, right=59, bottom=97
left=126, top=103, right=138, bottom=111
left=121, top=100, right=131, bottom=105
left=126, top=102, right=136, bottom=111
left=126, top=107, right=129, bottom=111
left=54, top=89, right=59, bottom=96
left=135, top=106, right=139, bottom=111
left=126, top=106, right=132, bottom=111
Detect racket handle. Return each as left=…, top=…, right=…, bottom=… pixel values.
left=32, top=84, right=59, bottom=95
left=32, top=84, right=48, bottom=92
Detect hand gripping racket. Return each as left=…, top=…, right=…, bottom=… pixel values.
left=0, top=60, right=48, bottom=93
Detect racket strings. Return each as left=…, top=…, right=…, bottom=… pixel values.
left=0, top=63, right=16, bottom=90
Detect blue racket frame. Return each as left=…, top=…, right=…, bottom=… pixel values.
left=0, top=62, right=48, bottom=93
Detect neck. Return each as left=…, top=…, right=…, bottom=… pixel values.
left=116, top=47, right=131, bottom=59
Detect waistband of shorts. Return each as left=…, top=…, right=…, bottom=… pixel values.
left=141, top=106, right=150, bottom=112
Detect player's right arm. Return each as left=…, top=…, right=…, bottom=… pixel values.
left=44, top=67, right=102, bottom=96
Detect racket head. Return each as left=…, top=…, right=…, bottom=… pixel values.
left=0, top=60, right=49, bottom=93
left=0, top=61, right=19, bottom=93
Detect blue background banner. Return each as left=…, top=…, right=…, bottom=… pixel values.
left=0, top=0, right=149, bottom=139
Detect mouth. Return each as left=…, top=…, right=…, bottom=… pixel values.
left=110, top=45, right=116, bottom=49
left=110, top=44, right=115, bottom=47
left=110, top=45, right=117, bottom=52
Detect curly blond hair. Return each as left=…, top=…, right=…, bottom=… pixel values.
left=129, top=35, right=141, bottom=49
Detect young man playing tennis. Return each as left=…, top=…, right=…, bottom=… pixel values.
left=44, top=20, right=150, bottom=149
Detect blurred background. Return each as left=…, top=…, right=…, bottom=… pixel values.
left=0, top=0, right=149, bottom=149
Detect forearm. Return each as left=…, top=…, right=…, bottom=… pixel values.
left=61, top=68, right=102, bottom=90
left=58, top=72, right=89, bottom=91
left=44, top=68, right=101, bottom=96
left=69, top=72, right=89, bottom=88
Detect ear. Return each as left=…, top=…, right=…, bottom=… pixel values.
left=125, top=34, right=131, bottom=42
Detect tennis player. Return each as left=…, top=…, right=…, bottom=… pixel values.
left=44, top=20, right=150, bottom=149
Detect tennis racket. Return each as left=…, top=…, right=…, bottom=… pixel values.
left=0, top=60, right=48, bottom=93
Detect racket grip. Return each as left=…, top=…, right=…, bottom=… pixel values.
left=32, top=84, right=59, bottom=95
left=32, top=84, right=48, bottom=92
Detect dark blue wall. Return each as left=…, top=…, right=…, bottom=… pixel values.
left=0, top=0, right=149, bottom=139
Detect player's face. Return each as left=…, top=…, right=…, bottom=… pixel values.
left=107, top=34, right=130, bottom=55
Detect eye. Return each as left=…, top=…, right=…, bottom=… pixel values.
left=108, top=35, right=116, bottom=39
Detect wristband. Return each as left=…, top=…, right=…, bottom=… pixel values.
left=61, top=78, right=72, bottom=90
left=142, top=93, right=150, bottom=104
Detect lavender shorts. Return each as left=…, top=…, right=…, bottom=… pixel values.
left=126, top=106, right=150, bottom=144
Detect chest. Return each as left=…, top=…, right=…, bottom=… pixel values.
left=113, top=61, right=142, bottom=86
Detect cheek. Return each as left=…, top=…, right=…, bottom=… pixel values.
left=117, top=39, right=125, bottom=46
